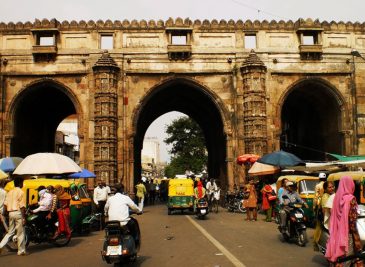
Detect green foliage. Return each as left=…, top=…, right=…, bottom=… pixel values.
left=164, top=117, right=207, bottom=177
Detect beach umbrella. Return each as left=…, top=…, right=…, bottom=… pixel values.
left=0, top=157, right=23, bottom=172
left=68, top=168, right=96, bottom=179
left=236, top=154, right=260, bottom=165
left=13, top=153, right=81, bottom=176
left=248, top=162, right=280, bottom=176
left=257, top=150, right=304, bottom=168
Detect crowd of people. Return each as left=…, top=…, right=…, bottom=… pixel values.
left=0, top=177, right=72, bottom=256
left=2, top=172, right=365, bottom=265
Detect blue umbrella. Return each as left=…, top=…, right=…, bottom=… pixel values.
left=257, top=150, right=304, bottom=168
left=68, top=168, right=96, bottom=178
left=0, top=157, right=23, bottom=172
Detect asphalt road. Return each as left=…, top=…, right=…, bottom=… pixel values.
left=0, top=204, right=327, bottom=267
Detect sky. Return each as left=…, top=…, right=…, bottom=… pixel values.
left=2, top=0, right=364, bottom=162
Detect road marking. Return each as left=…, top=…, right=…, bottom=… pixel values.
left=186, top=215, right=246, bottom=267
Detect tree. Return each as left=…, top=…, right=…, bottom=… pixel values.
left=164, top=117, right=207, bottom=177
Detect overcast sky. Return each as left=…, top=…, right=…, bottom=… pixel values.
left=2, top=0, right=363, bottom=162
left=1, top=0, right=364, bottom=23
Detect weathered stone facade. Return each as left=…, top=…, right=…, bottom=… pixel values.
left=0, top=17, right=364, bottom=191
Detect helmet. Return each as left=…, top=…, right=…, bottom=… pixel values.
left=319, top=172, right=327, bottom=179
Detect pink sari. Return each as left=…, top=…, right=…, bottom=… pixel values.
left=325, top=176, right=356, bottom=262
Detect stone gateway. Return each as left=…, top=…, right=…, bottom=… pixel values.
left=0, top=17, right=364, bottom=192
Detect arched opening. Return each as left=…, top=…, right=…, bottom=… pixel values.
left=280, top=79, right=343, bottom=161
left=133, top=78, right=227, bottom=187
left=10, top=80, right=78, bottom=158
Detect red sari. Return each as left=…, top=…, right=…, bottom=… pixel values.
left=56, top=198, right=71, bottom=238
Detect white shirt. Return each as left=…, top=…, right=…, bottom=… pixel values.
left=93, top=186, right=109, bottom=205
left=324, top=193, right=335, bottom=229
left=206, top=181, right=217, bottom=194
left=104, top=193, right=141, bottom=225
left=0, top=188, right=6, bottom=214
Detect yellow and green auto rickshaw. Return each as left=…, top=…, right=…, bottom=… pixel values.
left=5, top=178, right=84, bottom=232
left=276, top=175, right=319, bottom=224
left=327, top=171, right=365, bottom=204
left=167, top=178, right=194, bottom=215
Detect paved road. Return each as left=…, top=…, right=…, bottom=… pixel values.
left=0, top=204, right=327, bottom=267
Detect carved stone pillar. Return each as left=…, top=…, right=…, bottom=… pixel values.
left=92, top=51, right=119, bottom=185
left=240, top=50, right=268, bottom=155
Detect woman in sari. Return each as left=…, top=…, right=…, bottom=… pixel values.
left=244, top=178, right=258, bottom=221
left=53, top=185, right=71, bottom=239
left=325, top=176, right=363, bottom=267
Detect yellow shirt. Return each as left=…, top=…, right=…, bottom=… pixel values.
left=4, top=187, right=25, bottom=212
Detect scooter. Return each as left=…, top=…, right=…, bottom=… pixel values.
left=317, top=204, right=365, bottom=254
left=196, top=198, right=209, bottom=219
left=278, top=202, right=308, bottom=247
left=101, top=216, right=141, bottom=266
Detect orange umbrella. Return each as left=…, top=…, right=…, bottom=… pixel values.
left=248, top=162, right=279, bottom=176
left=236, top=154, right=261, bottom=165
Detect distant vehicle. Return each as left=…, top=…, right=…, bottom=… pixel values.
left=167, top=178, right=194, bottom=215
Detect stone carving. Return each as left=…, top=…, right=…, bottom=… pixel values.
left=93, top=51, right=119, bottom=184
left=240, top=50, right=268, bottom=155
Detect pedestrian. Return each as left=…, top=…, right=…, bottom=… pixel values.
left=313, top=180, right=335, bottom=251
left=261, top=183, right=276, bottom=222
left=93, top=181, right=109, bottom=229
left=135, top=180, right=146, bottom=211
left=0, top=177, right=27, bottom=256
left=0, top=180, right=7, bottom=229
left=325, top=176, right=363, bottom=266
left=243, top=177, right=258, bottom=221
left=147, top=179, right=156, bottom=205
left=102, top=182, right=111, bottom=198
left=52, top=185, right=71, bottom=240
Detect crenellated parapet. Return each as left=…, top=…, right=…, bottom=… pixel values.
left=0, top=17, right=364, bottom=32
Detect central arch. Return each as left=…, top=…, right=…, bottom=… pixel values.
left=132, top=77, right=229, bottom=187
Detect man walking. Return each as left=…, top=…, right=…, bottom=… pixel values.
left=93, top=181, right=109, bottom=229
left=0, top=177, right=26, bottom=256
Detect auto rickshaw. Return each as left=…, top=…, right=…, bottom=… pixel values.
left=276, top=175, right=319, bottom=224
left=5, top=178, right=84, bottom=231
left=327, top=171, right=365, bottom=204
left=167, top=178, right=194, bottom=215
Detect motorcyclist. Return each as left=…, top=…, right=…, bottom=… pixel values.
left=279, top=181, right=308, bottom=234
left=194, top=181, right=206, bottom=212
left=104, top=184, right=142, bottom=244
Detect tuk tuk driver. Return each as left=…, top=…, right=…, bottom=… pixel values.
left=279, top=181, right=309, bottom=234
left=194, top=181, right=206, bottom=212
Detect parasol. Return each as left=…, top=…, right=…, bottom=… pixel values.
left=13, top=153, right=81, bottom=176
left=236, top=154, right=260, bottom=165
left=68, top=168, right=96, bottom=179
left=248, top=162, right=280, bottom=176
left=257, top=150, right=304, bottom=168
left=0, top=157, right=23, bottom=172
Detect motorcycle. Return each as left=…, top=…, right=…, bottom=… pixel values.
left=225, top=191, right=246, bottom=213
left=101, top=216, right=141, bottom=266
left=6, top=206, right=71, bottom=251
left=278, top=202, right=308, bottom=247
left=196, top=198, right=209, bottom=219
